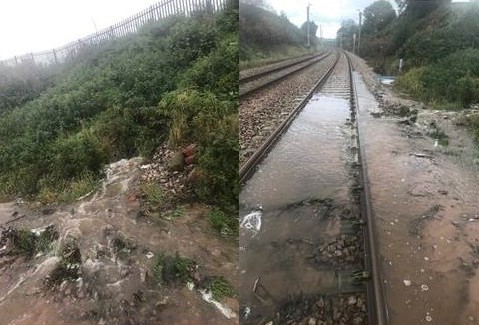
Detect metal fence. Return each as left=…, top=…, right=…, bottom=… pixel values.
left=0, top=0, right=232, bottom=67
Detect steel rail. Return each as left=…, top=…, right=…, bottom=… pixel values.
left=239, top=52, right=323, bottom=84
left=346, top=52, right=388, bottom=325
left=239, top=51, right=332, bottom=98
left=239, top=50, right=340, bottom=184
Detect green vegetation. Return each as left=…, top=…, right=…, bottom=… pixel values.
left=203, top=276, right=236, bottom=300
left=112, top=234, right=136, bottom=260
left=357, top=0, right=479, bottom=108
left=8, top=225, right=59, bottom=257
left=208, top=208, right=238, bottom=236
left=141, top=182, right=166, bottom=206
left=153, top=253, right=196, bottom=285
left=46, top=236, right=82, bottom=286
left=0, top=7, right=238, bottom=217
left=239, top=1, right=320, bottom=66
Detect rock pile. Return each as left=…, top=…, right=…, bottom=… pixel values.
left=277, top=293, right=367, bottom=325
left=311, top=235, right=362, bottom=267
left=140, top=143, right=197, bottom=198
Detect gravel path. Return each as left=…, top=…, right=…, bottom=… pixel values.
left=239, top=51, right=338, bottom=165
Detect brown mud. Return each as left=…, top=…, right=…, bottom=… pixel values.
left=352, top=53, right=479, bottom=324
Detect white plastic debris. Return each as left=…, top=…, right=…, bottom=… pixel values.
left=187, top=282, right=195, bottom=291
left=403, top=280, right=412, bottom=286
left=200, top=289, right=237, bottom=319
left=421, top=284, right=429, bottom=291
left=145, top=252, right=154, bottom=259
left=243, top=306, right=251, bottom=319
left=240, top=210, right=262, bottom=233
left=426, top=315, right=432, bottom=322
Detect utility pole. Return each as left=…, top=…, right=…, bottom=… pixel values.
left=319, top=24, right=322, bottom=48
left=353, top=33, right=356, bottom=53
left=307, top=3, right=311, bottom=49
left=358, top=10, right=362, bottom=56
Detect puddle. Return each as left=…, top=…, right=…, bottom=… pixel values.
left=240, top=94, right=352, bottom=211
left=378, top=75, right=396, bottom=85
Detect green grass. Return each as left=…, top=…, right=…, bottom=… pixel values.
left=205, top=276, right=235, bottom=300
left=141, top=182, right=166, bottom=206
left=153, top=253, right=196, bottom=285
left=207, top=208, right=238, bottom=236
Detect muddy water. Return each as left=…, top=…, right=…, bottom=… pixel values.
left=239, top=55, right=362, bottom=322
left=0, top=158, right=238, bottom=324
left=355, top=69, right=479, bottom=324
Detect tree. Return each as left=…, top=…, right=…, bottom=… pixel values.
left=336, top=19, right=358, bottom=51
left=398, top=0, right=451, bottom=17
left=363, top=0, right=396, bottom=35
left=301, top=21, right=318, bottom=38
left=240, top=0, right=275, bottom=12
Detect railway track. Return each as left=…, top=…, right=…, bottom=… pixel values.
left=239, top=51, right=387, bottom=324
left=240, top=52, right=320, bottom=83
left=239, top=51, right=330, bottom=98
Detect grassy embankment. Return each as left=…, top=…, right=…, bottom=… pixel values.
left=0, top=7, right=238, bottom=223
left=239, top=1, right=320, bottom=70
left=360, top=1, right=479, bottom=142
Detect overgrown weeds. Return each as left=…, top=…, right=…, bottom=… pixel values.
left=153, top=253, right=197, bottom=285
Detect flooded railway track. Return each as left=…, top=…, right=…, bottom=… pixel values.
left=239, top=51, right=387, bottom=324
left=239, top=51, right=338, bottom=167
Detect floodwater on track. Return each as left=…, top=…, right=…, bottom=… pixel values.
left=239, top=60, right=362, bottom=322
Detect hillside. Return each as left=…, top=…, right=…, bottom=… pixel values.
left=0, top=8, right=238, bottom=212
left=359, top=1, right=479, bottom=109
left=239, top=1, right=319, bottom=66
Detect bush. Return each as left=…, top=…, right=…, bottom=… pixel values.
left=396, top=49, right=479, bottom=106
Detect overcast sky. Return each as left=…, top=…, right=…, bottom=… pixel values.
left=0, top=0, right=161, bottom=60
left=268, top=0, right=397, bottom=39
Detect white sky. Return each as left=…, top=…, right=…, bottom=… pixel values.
left=268, top=0, right=398, bottom=39
left=0, top=0, right=161, bottom=60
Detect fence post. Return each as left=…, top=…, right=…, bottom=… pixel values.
left=53, top=49, right=58, bottom=64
